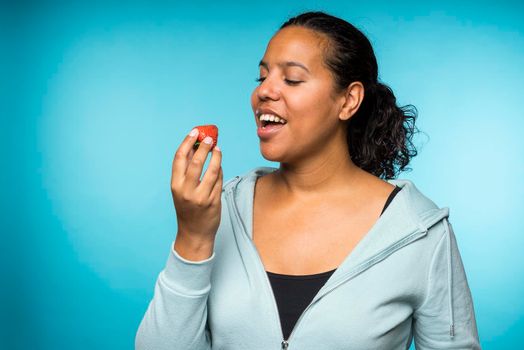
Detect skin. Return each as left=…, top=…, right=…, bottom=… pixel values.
left=171, top=133, right=223, bottom=261
left=250, top=26, right=396, bottom=274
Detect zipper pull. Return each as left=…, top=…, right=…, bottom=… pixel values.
left=281, top=340, right=289, bottom=349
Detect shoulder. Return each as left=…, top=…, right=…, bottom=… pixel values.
left=221, top=166, right=278, bottom=193
left=388, top=178, right=453, bottom=245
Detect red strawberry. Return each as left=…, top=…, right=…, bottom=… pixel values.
left=192, top=124, right=219, bottom=151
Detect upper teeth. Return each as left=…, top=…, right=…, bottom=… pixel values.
left=259, top=114, right=287, bottom=124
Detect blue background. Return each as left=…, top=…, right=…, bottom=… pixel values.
left=2, top=1, right=523, bottom=349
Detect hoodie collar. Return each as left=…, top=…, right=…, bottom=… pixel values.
left=223, top=166, right=449, bottom=239
left=223, top=166, right=454, bottom=335
left=223, top=165, right=449, bottom=281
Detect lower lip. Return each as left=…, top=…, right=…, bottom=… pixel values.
left=257, top=123, right=286, bottom=139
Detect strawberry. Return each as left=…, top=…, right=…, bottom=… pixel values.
left=192, top=124, right=219, bottom=151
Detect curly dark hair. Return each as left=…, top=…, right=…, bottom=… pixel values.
left=280, top=11, right=420, bottom=180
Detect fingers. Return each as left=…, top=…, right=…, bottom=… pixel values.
left=185, top=136, right=217, bottom=189
left=198, top=146, right=222, bottom=197
left=172, top=129, right=199, bottom=185
left=186, top=147, right=195, bottom=166
left=209, top=166, right=223, bottom=202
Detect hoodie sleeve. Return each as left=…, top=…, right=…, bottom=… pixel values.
left=135, top=242, right=214, bottom=350
left=413, top=218, right=481, bottom=349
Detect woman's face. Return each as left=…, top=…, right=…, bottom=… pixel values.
left=250, top=25, right=346, bottom=163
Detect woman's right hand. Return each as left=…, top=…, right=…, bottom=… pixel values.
left=171, top=129, right=223, bottom=260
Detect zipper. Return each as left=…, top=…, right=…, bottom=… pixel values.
left=227, top=181, right=317, bottom=348
left=277, top=229, right=429, bottom=348
left=226, top=180, right=287, bottom=348
left=225, top=175, right=428, bottom=349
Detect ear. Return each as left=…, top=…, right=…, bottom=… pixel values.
left=338, top=81, right=364, bottom=121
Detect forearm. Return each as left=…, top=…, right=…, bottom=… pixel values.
left=135, top=242, right=215, bottom=350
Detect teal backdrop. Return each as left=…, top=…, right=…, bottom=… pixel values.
left=2, top=1, right=524, bottom=349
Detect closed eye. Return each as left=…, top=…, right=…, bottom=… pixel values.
left=285, top=79, right=302, bottom=86
left=255, top=77, right=303, bottom=86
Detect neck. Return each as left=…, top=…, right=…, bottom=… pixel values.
left=275, top=143, right=364, bottom=199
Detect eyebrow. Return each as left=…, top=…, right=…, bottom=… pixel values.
left=259, top=60, right=310, bottom=73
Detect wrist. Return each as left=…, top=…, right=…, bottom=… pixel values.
left=174, top=231, right=215, bottom=261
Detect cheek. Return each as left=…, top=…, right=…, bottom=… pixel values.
left=287, top=88, right=339, bottom=133
left=287, top=87, right=329, bottom=116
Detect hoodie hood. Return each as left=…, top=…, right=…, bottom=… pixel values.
left=222, top=166, right=455, bottom=337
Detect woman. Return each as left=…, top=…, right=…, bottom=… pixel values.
left=136, top=11, right=480, bottom=349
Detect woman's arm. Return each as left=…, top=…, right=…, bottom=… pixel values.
left=135, top=128, right=222, bottom=349
left=413, top=218, right=481, bottom=349
left=135, top=242, right=214, bottom=350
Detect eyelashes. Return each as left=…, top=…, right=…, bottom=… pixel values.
left=255, top=77, right=302, bottom=86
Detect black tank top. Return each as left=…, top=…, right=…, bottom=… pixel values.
left=266, top=185, right=402, bottom=340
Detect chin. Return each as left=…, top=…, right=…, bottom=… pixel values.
left=259, top=145, right=286, bottom=162
left=260, top=152, right=283, bottom=163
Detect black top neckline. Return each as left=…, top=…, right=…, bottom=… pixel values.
left=266, top=268, right=337, bottom=280
left=380, top=185, right=402, bottom=216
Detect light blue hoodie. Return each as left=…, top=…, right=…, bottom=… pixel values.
left=136, top=166, right=480, bottom=349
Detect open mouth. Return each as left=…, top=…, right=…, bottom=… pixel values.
left=261, top=120, right=285, bottom=128
left=258, top=113, right=287, bottom=128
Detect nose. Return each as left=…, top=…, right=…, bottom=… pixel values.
left=256, top=76, right=280, bottom=101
